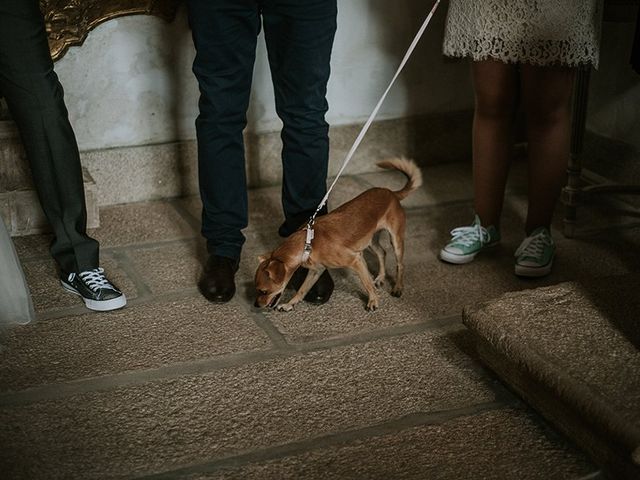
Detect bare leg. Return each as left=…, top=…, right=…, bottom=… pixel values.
left=471, top=60, right=519, bottom=228
left=520, top=64, right=575, bottom=234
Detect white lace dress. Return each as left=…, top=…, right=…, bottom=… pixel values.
left=443, top=0, right=603, bottom=68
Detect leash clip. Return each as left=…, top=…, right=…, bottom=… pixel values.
left=301, top=220, right=315, bottom=263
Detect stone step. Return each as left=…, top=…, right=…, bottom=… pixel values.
left=463, top=274, right=640, bottom=480
left=0, top=120, right=99, bottom=236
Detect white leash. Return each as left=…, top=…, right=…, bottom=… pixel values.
left=302, top=0, right=442, bottom=262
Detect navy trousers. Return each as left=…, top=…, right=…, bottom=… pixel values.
left=0, top=0, right=99, bottom=275
left=187, top=0, right=337, bottom=259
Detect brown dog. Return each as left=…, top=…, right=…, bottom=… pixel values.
left=254, top=157, right=422, bottom=311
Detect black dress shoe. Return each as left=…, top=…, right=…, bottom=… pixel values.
left=289, top=267, right=334, bottom=304
left=198, top=255, right=239, bottom=303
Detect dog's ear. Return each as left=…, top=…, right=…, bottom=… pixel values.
left=266, top=259, right=286, bottom=284
left=258, top=253, right=270, bottom=264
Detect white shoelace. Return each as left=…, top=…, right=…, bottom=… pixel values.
left=449, top=224, right=489, bottom=247
left=76, top=268, right=114, bottom=292
left=515, top=231, right=552, bottom=258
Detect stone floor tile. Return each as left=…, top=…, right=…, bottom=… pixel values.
left=553, top=231, right=640, bottom=279
left=11, top=232, right=52, bottom=260
left=89, top=201, right=197, bottom=247
left=128, top=240, right=205, bottom=295
left=0, top=330, right=495, bottom=479
left=187, top=408, right=595, bottom=480
left=398, top=259, right=552, bottom=319
left=0, top=296, right=271, bottom=391
left=559, top=197, right=640, bottom=236
left=262, top=275, right=434, bottom=344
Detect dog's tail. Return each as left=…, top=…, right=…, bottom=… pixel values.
left=376, top=157, right=423, bottom=200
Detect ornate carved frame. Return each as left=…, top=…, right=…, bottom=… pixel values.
left=40, top=0, right=181, bottom=61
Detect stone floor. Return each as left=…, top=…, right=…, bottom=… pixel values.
left=1, top=158, right=639, bottom=479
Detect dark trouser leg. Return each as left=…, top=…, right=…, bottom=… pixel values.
left=0, top=0, right=99, bottom=275
left=262, top=0, right=337, bottom=304
left=187, top=0, right=260, bottom=260
left=262, top=0, right=337, bottom=236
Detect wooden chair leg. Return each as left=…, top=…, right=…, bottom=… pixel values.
left=562, top=67, right=591, bottom=238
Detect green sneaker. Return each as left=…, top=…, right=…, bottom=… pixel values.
left=514, top=227, right=555, bottom=277
left=439, top=215, right=500, bottom=264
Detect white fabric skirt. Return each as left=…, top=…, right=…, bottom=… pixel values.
left=443, top=0, right=603, bottom=68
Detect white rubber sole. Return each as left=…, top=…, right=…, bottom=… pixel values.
left=515, top=260, right=553, bottom=278
left=439, top=241, right=500, bottom=265
left=61, top=281, right=127, bottom=311
left=439, top=249, right=478, bottom=264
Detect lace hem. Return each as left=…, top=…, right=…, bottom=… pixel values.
left=444, top=38, right=600, bottom=69
left=443, top=0, right=603, bottom=69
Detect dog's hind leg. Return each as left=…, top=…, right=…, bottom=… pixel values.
left=369, top=232, right=386, bottom=288
left=350, top=254, right=380, bottom=311
left=387, top=215, right=406, bottom=297
left=277, top=267, right=324, bottom=312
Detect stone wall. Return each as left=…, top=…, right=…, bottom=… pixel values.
left=0, top=120, right=99, bottom=236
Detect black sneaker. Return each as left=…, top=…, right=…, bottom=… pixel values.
left=60, top=268, right=127, bottom=311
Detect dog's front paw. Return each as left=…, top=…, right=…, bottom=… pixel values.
left=374, top=275, right=385, bottom=288
left=276, top=302, right=295, bottom=312
left=365, top=296, right=379, bottom=312
left=391, top=287, right=402, bottom=298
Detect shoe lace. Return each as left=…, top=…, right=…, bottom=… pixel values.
left=515, top=231, right=552, bottom=258
left=77, top=268, right=114, bottom=292
left=449, top=223, right=489, bottom=247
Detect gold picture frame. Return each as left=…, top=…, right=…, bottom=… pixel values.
left=41, top=0, right=181, bottom=61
